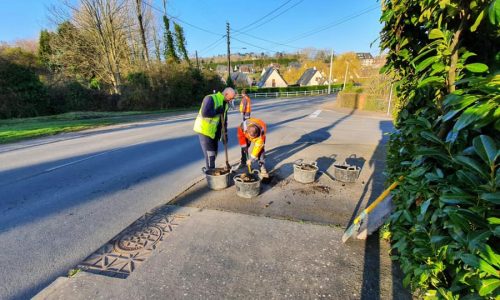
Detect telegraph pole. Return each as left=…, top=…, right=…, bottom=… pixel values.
left=226, top=22, right=231, bottom=79
left=342, top=61, right=349, bottom=91
left=328, top=48, right=334, bottom=94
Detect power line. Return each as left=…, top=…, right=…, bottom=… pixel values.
left=238, top=0, right=305, bottom=34
left=232, top=30, right=302, bottom=50
left=283, top=5, right=379, bottom=44
left=231, top=36, right=277, bottom=53
left=199, top=35, right=226, bottom=54
left=143, top=1, right=223, bottom=36
left=235, top=0, right=294, bottom=33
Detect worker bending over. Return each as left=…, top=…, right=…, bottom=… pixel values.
left=239, top=89, right=251, bottom=121
left=193, top=87, right=236, bottom=169
left=237, top=117, right=268, bottom=177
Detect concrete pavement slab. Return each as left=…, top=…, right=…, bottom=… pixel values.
left=37, top=207, right=409, bottom=300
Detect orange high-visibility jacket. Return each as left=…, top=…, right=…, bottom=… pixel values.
left=239, top=95, right=251, bottom=114
left=237, top=118, right=267, bottom=159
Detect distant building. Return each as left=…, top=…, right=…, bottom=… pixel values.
left=215, top=65, right=228, bottom=74
left=235, top=64, right=255, bottom=74
left=257, top=68, right=288, bottom=88
left=287, top=61, right=302, bottom=70
left=296, top=67, right=326, bottom=86
left=230, top=72, right=253, bottom=87
left=356, top=53, right=374, bottom=67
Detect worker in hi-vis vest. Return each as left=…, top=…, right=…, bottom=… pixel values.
left=193, top=87, right=236, bottom=169
left=236, top=117, right=268, bottom=177
left=239, top=89, right=251, bottom=121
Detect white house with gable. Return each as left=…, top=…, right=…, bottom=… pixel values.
left=257, top=67, right=288, bottom=88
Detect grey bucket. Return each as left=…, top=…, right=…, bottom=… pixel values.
left=203, top=167, right=231, bottom=190
left=333, top=164, right=360, bottom=182
left=293, top=160, right=318, bottom=184
left=233, top=170, right=261, bottom=198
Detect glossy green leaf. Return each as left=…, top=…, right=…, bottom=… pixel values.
left=465, top=63, right=489, bottom=73
left=480, top=192, right=500, bottom=205
left=420, top=131, right=443, bottom=144
left=416, top=56, right=439, bottom=73
left=440, top=194, right=474, bottom=205
left=479, top=278, right=500, bottom=296
left=473, top=135, right=498, bottom=167
left=488, top=217, right=500, bottom=225
left=429, top=29, right=445, bottom=40
left=488, top=0, right=500, bottom=25
left=470, top=9, right=485, bottom=32
left=418, top=76, right=444, bottom=88
left=454, top=156, right=488, bottom=178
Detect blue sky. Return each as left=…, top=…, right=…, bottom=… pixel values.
left=0, top=0, right=383, bottom=57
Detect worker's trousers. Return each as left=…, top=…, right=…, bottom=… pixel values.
left=198, top=134, right=218, bottom=169
left=241, top=140, right=265, bottom=166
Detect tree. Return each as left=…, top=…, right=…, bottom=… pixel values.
left=173, top=22, right=190, bottom=66
left=162, top=0, right=178, bottom=63
left=54, top=0, right=133, bottom=94
left=38, top=30, right=53, bottom=69
left=331, top=52, right=361, bottom=83
left=134, top=0, right=149, bottom=67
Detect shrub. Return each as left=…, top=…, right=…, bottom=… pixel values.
left=381, top=0, right=499, bottom=298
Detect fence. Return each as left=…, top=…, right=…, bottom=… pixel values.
left=243, top=88, right=341, bottom=99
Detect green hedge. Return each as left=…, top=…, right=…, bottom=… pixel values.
left=381, top=0, right=499, bottom=299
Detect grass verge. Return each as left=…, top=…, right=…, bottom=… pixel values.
left=0, top=108, right=197, bottom=144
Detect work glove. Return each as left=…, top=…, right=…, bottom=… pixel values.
left=246, top=157, right=256, bottom=166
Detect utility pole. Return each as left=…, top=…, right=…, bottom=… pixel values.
left=387, top=83, right=393, bottom=116
left=226, top=22, right=231, bottom=80
left=195, top=50, right=200, bottom=69
left=342, top=61, right=349, bottom=91
left=328, top=48, right=334, bottom=94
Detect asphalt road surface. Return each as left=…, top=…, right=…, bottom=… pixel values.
left=0, top=94, right=391, bottom=299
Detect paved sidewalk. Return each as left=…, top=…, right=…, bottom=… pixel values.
left=35, top=134, right=410, bottom=299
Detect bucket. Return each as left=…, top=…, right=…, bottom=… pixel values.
left=233, top=170, right=261, bottom=198
left=293, top=160, right=318, bottom=184
left=203, top=167, right=231, bottom=190
left=333, top=163, right=360, bottom=183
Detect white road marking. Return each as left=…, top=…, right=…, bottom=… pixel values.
left=309, top=110, right=322, bottom=118
left=44, top=140, right=149, bottom=172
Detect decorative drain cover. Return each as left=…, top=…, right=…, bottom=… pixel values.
left=79, top=207, right=188, bottom=278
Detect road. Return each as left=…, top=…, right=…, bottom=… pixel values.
left=0, top=94, right=391, bottom=299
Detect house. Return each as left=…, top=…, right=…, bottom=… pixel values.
left=230, top=72, right=253, bottom=87
left=356, top=53, right=374, bottom=67
left=235, top=64, right=255, bottom=74
left=257, top=67, right=287, bottom=88
left=215, top=65, right=229, bottom=74
left=296, top=67, right=326, bottom=86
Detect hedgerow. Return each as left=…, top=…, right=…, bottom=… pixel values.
left=381, top=0, right=499, bottom=298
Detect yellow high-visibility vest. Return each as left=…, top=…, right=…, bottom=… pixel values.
left=193, top=92, right=227, bottom=139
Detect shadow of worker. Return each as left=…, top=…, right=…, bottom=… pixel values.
left=352, top=120, right=411, bottom=300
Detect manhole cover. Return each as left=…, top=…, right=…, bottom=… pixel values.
left=79, top=208, right=188, bottom=278
left=115, top=225, right=163, bottom=252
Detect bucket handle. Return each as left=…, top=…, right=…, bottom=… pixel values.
left=234, top=176, right=243, bottom=183
left=293, top=159, right=303, bottom=166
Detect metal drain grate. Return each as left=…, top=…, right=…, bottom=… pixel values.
left=79, top=207, right=188, bottom=278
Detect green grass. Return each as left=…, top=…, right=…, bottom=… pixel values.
left=0, top=108, right=197, bottom=144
